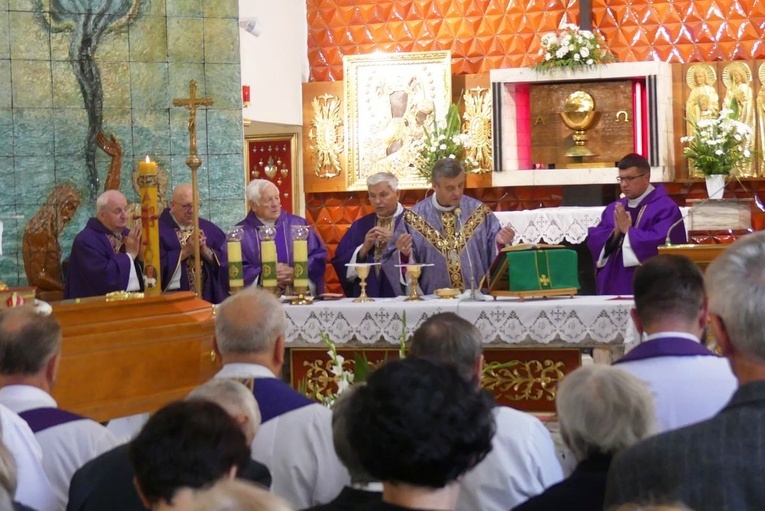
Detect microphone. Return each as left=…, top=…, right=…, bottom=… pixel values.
left=454, top=207, right=484, bottom=301
left=664, top=179, right=728, bottom=246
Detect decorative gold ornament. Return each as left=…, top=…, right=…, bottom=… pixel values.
left=481, top=359, right=566, bottom=402
left=559, top=91, right=600, bottom=157
left=462, top=87, right=493, bottom=173
left=308, top=94, right=344, bottom=178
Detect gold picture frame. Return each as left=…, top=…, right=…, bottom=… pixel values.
left=344, top=51, right=452, bottom=190
left=244, top=133, right=302, bottom=215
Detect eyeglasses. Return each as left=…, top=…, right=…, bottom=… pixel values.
left=179, top=203, right=201, bottom=212
left=616, top=173, right=648, bottom=184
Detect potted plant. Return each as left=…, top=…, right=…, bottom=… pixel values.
left=681, top=108, right=753, bottom=199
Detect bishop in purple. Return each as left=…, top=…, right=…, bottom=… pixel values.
left=158, top=184, right=229, bottom=304
left=332, top=172, right=405, bottom=297
left=238, top=180, right=328, bottom=294
left=587, top=154, right=686, bottom=295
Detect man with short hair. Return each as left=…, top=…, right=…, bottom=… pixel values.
left=613, top=254, right=736, bottom=432
left=390, top=158, right=515, bottom=294
left=332, top=172, right=405, bottom=297
left=159, top=183, right=228, bottom=303
left=604, top=232, right=765, bottom=511
left=587, top=153, right=686, bottom=295
left=0, top=306, right=118, bottom=509
left=409, top=312, right=564, bottom=511
left=213, top=287, right=348, bottom=508
left=65, top=190, right=144, bottom=299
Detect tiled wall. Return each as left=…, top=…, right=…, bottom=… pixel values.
left=0, top=0, right=245, bottom=286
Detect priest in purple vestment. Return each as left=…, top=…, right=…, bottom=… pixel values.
left=64, top=190, right=144, bottom=299
left=332, top=172, right=405, bottom=297
left=587, top=153, right=686, bottom=295
left=389, top=159, right=515, bottom=294
left=159, top=184, right=228, bottom=304
left=238, top=179, right=328, bottom=294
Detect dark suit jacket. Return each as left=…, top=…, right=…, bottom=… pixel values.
left=512, top=454, right=611, bottom=511
left=301, top=486, right=381, bottom=511
left=604, top=380, right=765, bottom=511
left=66, top=443, right=272, bottom=511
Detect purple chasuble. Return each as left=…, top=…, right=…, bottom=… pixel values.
left=388, top=195, right=500, bottom=294
left=158, top=209, right=229, bottom=304
left=587, top=185, right=685, bottom=295
left=18, top=407, right=85, bottom=434
left=331, top=212, right=404, bottom=297
left=614, top=336, right=719, bottom=365
left=64, top=218, right=144, bottom=299
left=251, top=378, right=315, bottom=423
left=237, top=210, right=328, bottom=293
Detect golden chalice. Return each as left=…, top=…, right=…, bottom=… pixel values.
left=405, top=264, right=423, bottom=302
left=350, top=264, right=376, bottom=303
left=560, top=91, right=600, bottom=157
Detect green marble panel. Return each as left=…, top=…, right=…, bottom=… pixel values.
left=131, top=108, right=171, bottom=158
left=0, top=160, right=16, bottom=205
left=7, top=0, right=33, bottom=11
left=0, top=10, right=9, bottom=59
left=9, top=11, right=49, bottom=60
left=51, top=156, right=89, bottom=195
left=143, top=0, right=166, bottom=16
left=0, top=1, right=8, bottom=11
left=101, top=62, right=132, bottom=109
left=170, top=108, right=207, bottom=156
left=208, top=153, right=246, bottom=201
left=53, top=108, right=87, bottom=157
left=49, top=31, right=71, bottom=62
left=13, top=108, right=54, bottom=157
left=204, top=63, right=240, bottom=110
left=0, top=62, right=9, bottom=110
left=203, top=18, right=239, bottom=64
left=101, top=108, right=135, bottom=160
left=2, top=218, right=20, bottom=256
left=168, top=63, right=206, bottom=103
left=12, top=60, right=52, bottom=108
left=205, top=109, right=243, bottom=155
left=129, top=62, right=169, bottom=109
left=129, top=16, right=168, bottom=62
left=0, top=254, right=20, bottom=288
left=166, top=0, right=202, bottom=17
left=202, top=0, right=238, bottom=19
left=209, top=199, right=246, bottom=231
left=93, top=29, right=130, bottom=63
left=51, top=61, right=81, bottom=109
left=16, top=158, right=55, bottom=206
left=0, top=109, right=12, bottom=156
left=167, top=17, right=203, bottom=63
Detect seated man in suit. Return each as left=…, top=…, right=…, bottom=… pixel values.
left=604, top=232, right=765, bottom=511
left=613, top=254, right=736, bottom=432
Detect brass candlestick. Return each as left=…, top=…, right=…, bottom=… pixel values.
left=350, top=264, right=377, bottom=303
left=405, top=264, right=423, bottom=302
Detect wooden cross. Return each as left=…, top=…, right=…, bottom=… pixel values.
left=172, top=80, right=214, bottom=158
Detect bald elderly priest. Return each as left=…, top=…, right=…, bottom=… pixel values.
left=332, top=172, right=405, bottom=297
left=159, top=184, right=228, bottom=304
left=65, top=190, right=144, bottom=299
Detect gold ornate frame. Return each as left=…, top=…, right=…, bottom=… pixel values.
left=243, top=133, right=302, bottom=215
left=344, top=51, right=451, bottom=190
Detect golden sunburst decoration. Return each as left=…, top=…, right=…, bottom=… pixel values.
left=308, top=94, right=344, bottom=178
left=462, top=87, right=493, bottom=173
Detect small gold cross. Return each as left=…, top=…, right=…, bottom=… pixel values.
left=539, top=274, right=551, bottom=287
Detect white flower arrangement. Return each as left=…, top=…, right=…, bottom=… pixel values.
left=412, top=103, right=480, bottom=181
left=681, top=108, right=753, bottom=177
left=535, top=23, right=615, bottom=72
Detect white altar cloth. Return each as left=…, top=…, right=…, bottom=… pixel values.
left=284, top=296, right=635, bottom=348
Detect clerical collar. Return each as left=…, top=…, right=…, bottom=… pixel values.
left=431, top=193, right=457, bottom=212
left=255, top=215, right=276, bottom=227
left=626, top=184, right=654, bottom=208
left=170, top=212, right=193, bottom=231
left=645, top=331, right=700, bottom=343
left=350, top=482, right=384, bottom=492
left=378, top=203, right=404, bottom=220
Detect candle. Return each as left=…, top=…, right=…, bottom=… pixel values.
left=292, top=239, right=309, bottom=288
left=138, top=156, right=161, bottom=295
left=261, top=239, right=277, bottom=288
left=228, top=239, right=244, bottom=289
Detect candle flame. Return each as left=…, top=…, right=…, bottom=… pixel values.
left=145, top=155, right=150, bottom=163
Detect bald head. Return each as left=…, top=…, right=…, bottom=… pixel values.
left=215, top=287, right=286, bottom=357
left=0, top=306, right=61, bottom=376
left=170, top=183, right=195, bottom=226
left=96, top=190, right=129, bottom=233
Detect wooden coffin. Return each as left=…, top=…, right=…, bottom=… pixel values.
left=50, top=292, right=219, bottom=422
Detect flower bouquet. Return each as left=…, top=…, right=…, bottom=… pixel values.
left=413, top=103, right=478, bottom=181
left=681, top=108, right=753, bottom=177
left=534, top=23, right=615, bottom=72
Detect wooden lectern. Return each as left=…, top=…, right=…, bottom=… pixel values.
left=51, top=292, right=219, bottom=422
left=657, top=244, right=728, bottom=272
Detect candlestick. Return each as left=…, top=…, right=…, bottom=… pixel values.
left=258, top=226, right=277, bottom=291
left=138, top=156, right=161, bottom=296
left=227, top=226, right=244, bottom=293
left=291, top=225, right=310, bottom=305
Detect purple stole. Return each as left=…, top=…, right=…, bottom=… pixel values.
left=614, top=336, right=719, bottom=365
left=18, top=407, right=84, bottom=433
left=233, top=378, right=314, bottom=424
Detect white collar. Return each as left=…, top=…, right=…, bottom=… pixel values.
left=431, top=193, right=458, bottom=212
left=216, top=363, right=277, bottom=379
left=626, top=184, right=655, bottom=208
left=170, top=212, right=193, bottom=231
left=644, top=331, right=700, bottom=343
left=0, top=385, right=57, bottom=414
left=377, top=203, right=404, bottom=220
left=255, top=216, right=276, bottom=228
left=350, top=482, right=384, bottom=492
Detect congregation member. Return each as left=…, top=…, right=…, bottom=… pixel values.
left=613, top=254, right=736, bottom=432
left=193, top=480, right=293, bottom=511
left=65, top=190, right=143, bottom=299
left=332, top=172, right=405, bottom=297
left=0, top=306, right=117, bottom=510
left=159, top=183, right=228, bottom=303
left=129, top=400, right=251, bottom=511
left=587, top=153, right=686, bottom=295
left=213, top=287, right=348, bottom=508
left=346, top=357, right=495, bottom=511
left=389, top=158, right=515, bottom=294
left=67, top=379, right=270, bottom=511
left=238, top=179, right=327, bottom=294
left=605, top=232, right=765, bottom=510
left=409, top=313, right=563, bottom=511
left=302, top=387, right=382, bottom=511
left=512, top=365, right=656, bottom=511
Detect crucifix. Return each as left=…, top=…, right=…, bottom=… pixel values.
left=173, top=80, right=214, bottom=297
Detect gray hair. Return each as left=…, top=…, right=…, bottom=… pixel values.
left=193, top=479, right=294, bottom=511
left=96, top=190, right=125, bottom=213
left=706, top=231, right=765, bottom=362
left=331, top=385, right=376, bottom=484
left=187, top=379, right=261, bottom=443
left=0, top=306, right=62, bottom=376
left=557, top=365, right=655, bottom=461
left=245, top=179, right=277, bottom=207
left=366, top=172, right=398, bottom=191
left=215, top=287, right=286, bottom=356
left=431, top=158, right=465, bottom=182
left=410, top=312, right=483, bottom=384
